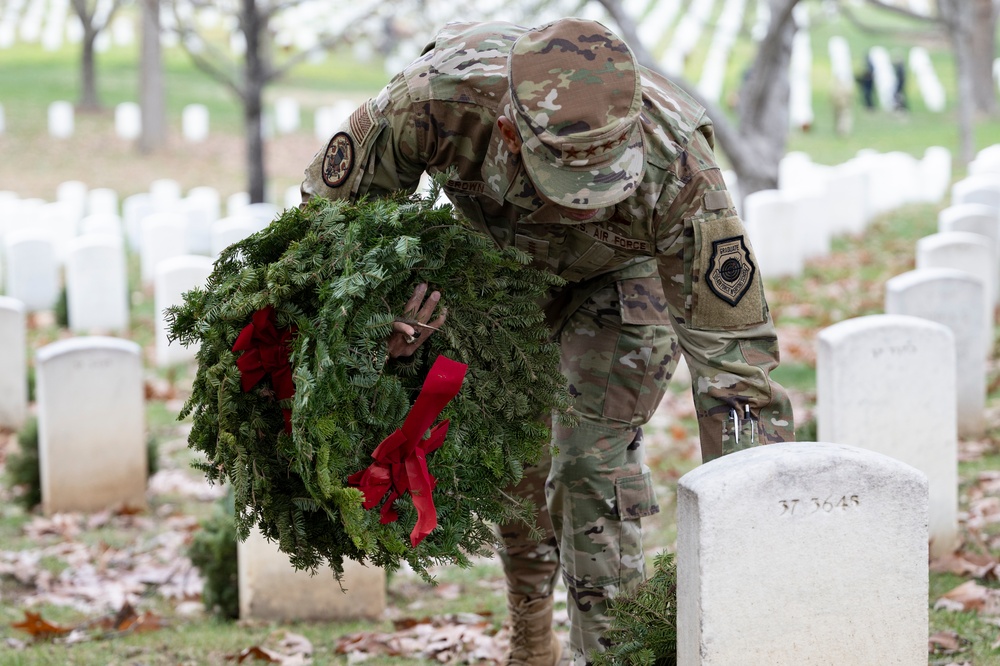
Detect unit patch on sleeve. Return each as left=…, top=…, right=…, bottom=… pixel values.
left=704, top=235, right=755, bottom=306
left=322, top=132, right=354, bottom=188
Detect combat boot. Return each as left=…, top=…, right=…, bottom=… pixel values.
left=506, top=593, right=563, bottom=666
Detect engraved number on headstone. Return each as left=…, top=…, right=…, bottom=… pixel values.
left=778, top=495, right=860, bottom=515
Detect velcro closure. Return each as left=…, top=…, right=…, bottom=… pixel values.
left=703, top=190, right=732, bottom=211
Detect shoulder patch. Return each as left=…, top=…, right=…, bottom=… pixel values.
left=705, top=235, right=755, bottom=306
left=322, top=132, right=354, bottom=188
left=348, top=100, right=377, bottom=145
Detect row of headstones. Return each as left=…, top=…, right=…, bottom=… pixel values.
left=11, top=98, right=361, bottom=144
left=0, top=182, right=302, bottom=369
left=0, top=322, right=385, bottom=620
left=741, top=147, right=953, bottom=279
left=0, top=0, right=134, bottom=51
left=0, top=319, right=930, bottom=661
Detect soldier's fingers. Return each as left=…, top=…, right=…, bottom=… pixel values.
left=403, top=283, right=428, bottom=317
left=415, top=290, right=441, bottom=323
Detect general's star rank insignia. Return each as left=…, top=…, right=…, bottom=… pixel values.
left=322, top=132, right=354, bottom=188
left=705, top=235, right=755, bottom=306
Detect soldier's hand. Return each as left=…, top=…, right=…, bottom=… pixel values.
left=388, top=283, right=447, bottom=359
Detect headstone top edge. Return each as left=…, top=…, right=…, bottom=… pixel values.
left=818, top=313, right=954, bottom=342
left=36, top=336, right=142, bottom=363
left=886, top=268, right=986, bottom=290
left=678, top=441, right=928, bottom=493
left=0, top=296, right=27, bottom=313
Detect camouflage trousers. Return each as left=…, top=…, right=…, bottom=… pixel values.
left=497, top=279, right=679, bottom=665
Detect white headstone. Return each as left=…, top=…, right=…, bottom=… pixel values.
left=919, top=146, right=952, bottom=203
left=56, top=180, right=88, bottom=220
left=211, top=216, right=258, bottom=257
left=242, top=202, right=281, bottom=232
left=886, top=269, right=987, bottom=437
left=742, top=189, right=803, bottom=278
left=87, top=187, right=119, bottom=216
left=238, top=527, right=387, bottom=621
left=150, top=178, right=182, bottom=207
left=0, top=297, right=27, bottom=430
left=868, top=46, right=898, bottom=110
left=79, top=213, right=124, bottom=239
left=154, top=255, right=213, bottom=366
left=182, top=104, right=209, bottom=143
left=37, top=201, right=81, bottom=262
left=283, top=185, right=301, bottom=210
left=122, top=192, right=155, bottom=251
left=952, top=176, right=1000, bottom=211
left=274, top=96, right=301, bottom=134
left=48, top=100, right=74, bottom=138
left=65, top=236, right=129, bottom=334
left=314, top=100, right=357, bottom=141
left=140, top=212, right=189, bottom=284
left=677, top=442, right=928, bottom=665
left=4, top=230, right=59, bottom=312
left=971, top=144, right=1000, bottom=176
left=226, top=191, right=250, bottom=217
left=114, top=102, right=142, bottom=140
left=179, top=195, right=216, bottom=255
left=823, top=163, right=868, bottom=236
left=36, top=337, right=146, bottom=514
left=916, top=231, right=996, bottom=345
left=828, top=35, right=853, bottom=86
left=938, top=202, right=1000, bottom=301
left=817, top=314, right=957, bottom=557
left=908, top=46, right=946, bottom=112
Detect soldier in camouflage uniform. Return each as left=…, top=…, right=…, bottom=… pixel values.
left=301, top=18, right=795, bottom=666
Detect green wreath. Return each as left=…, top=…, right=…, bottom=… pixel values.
left=166, top=191, right=571, bottom=579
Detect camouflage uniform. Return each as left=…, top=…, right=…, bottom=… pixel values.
left=302, top=18, right=795, bottom=665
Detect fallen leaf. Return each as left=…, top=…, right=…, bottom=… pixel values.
left=929, top=631, right=964, bottom=653
left=11, top=611, right=73, bottom=639
left=229, top=646, right=282, bottom=663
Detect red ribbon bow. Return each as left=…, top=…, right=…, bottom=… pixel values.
left=347, top=355, right=468, bottom=547
left=232, top=306, right=297, bottom=432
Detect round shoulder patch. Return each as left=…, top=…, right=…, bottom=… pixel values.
left=322, top=132, right=355, bottom=188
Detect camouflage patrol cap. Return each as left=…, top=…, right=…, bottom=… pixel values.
left=508, top=18, right=645, bottom=210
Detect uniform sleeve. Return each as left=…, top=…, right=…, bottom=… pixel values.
left=300, top=73, right=428, bottom=206
left=654, top=124, right=795, bottom=463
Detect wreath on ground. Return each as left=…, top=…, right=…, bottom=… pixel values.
left=166, top=190, right=571, bottom=580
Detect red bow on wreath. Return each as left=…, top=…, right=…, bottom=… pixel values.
left=232, top=306, right=297, bottom=433
left=348, top=355, right=468, bottom=547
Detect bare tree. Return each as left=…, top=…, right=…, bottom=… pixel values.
left=166, top=0, right=387, bottom=203
left=70, top=0, right=127, bottom=111
left=600, top=0, right=802, bottom=198
left=139, top=0, right=167, bottom=153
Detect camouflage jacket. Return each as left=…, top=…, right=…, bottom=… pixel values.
left=301, top=21, right=795, bottom=458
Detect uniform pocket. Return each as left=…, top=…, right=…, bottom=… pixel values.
left=601, top=280, right=677, bottom=425
left=614, top=469, right=660, bottom=520
left=558, top=227, right=616, bottom=282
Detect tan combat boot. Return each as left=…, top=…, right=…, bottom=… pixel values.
left=506, top=593, right=563, bottom=666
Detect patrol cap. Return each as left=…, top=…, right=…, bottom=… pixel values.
left=508, top=18, right=646, bottom=210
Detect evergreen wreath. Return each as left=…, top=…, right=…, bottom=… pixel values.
left=166, top=189, right=571, bottom=580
